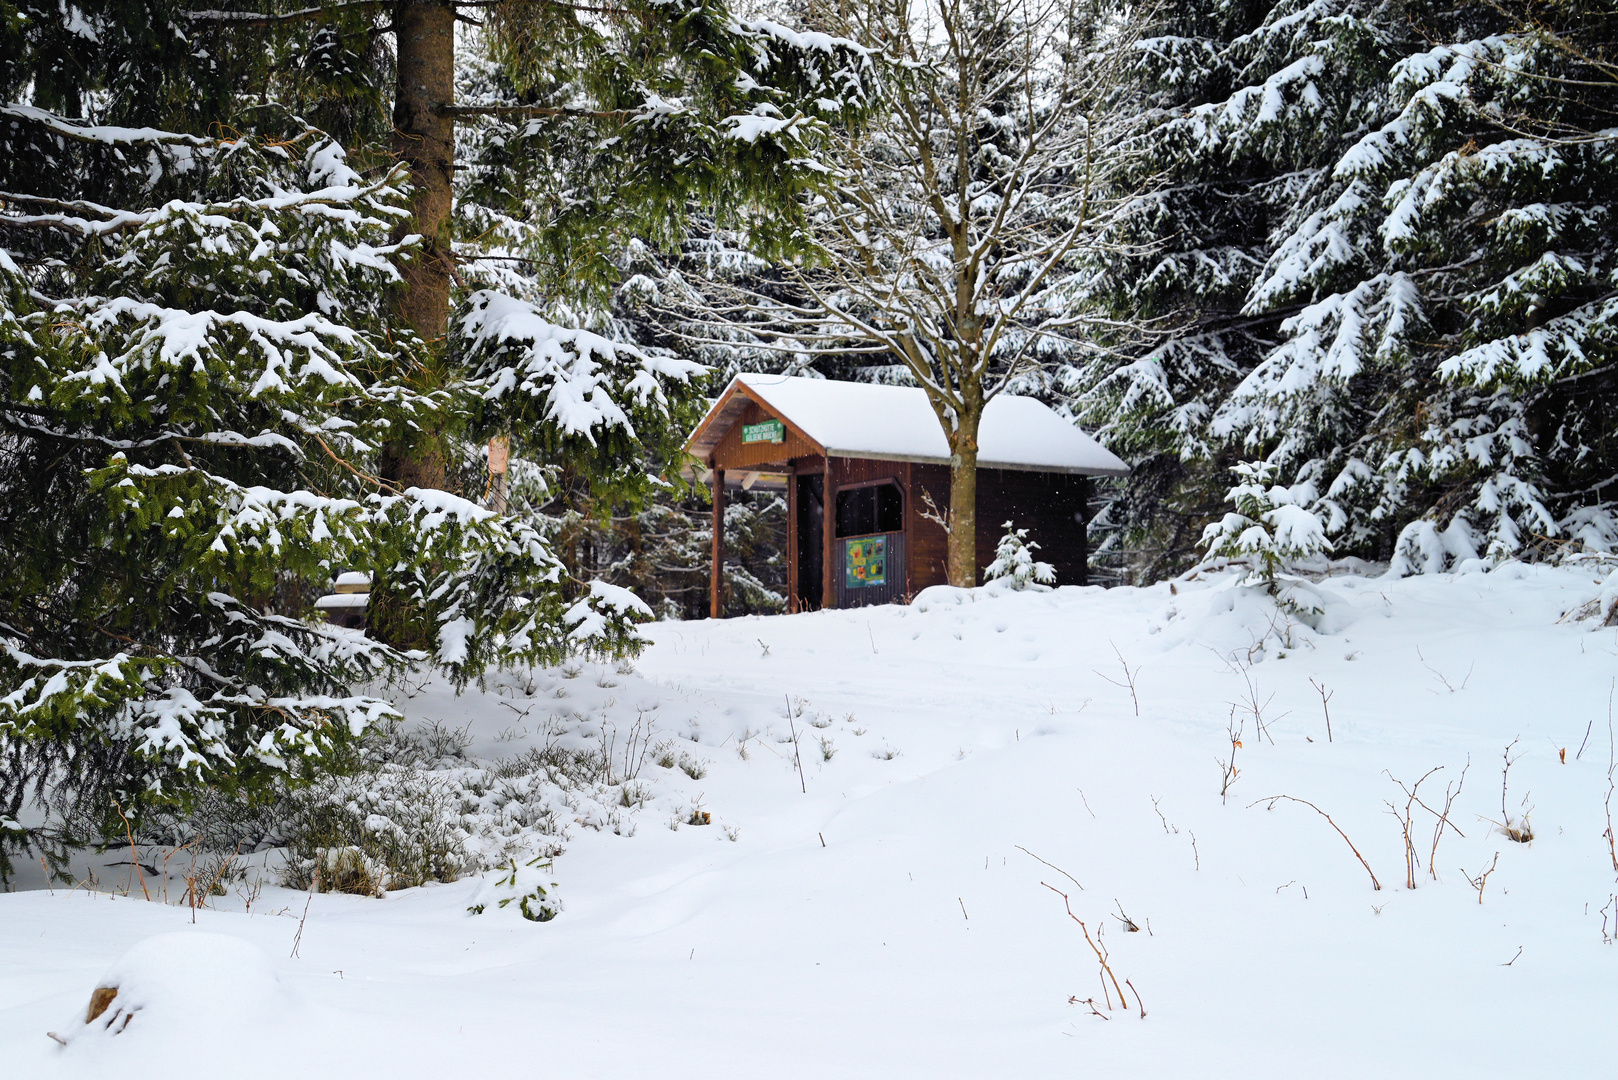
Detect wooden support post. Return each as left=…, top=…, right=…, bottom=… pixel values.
left=1077, top=475, right=1091, bottom=587
left=710, top=466, right=725, bottom=619
left=822, top=457, right=836, bottom=610
left=786, top=462, right=799, bottom=614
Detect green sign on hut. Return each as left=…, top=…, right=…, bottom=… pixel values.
left=741, top=419, right=785, bottom=444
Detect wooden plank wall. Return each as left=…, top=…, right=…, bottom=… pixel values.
left=788, top=454, right=826, bottom=612
left=905, top=464, right=1088, bottom=589
left=976, top=469, right=1089, bottom=586
left=907, top=463, right=951, bottom=594
left=710, top=399, right=818, bottom=471
left=830, top=458, right=917, bottom=598
left=791, top=457, right=1089, bottom=606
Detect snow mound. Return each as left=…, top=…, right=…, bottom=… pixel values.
left=57, top=933, right=290, bottom=1051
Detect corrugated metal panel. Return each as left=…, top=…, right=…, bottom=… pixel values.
left=835, top=531, right=906, bottom=609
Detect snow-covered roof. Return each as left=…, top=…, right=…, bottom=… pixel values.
left=688, top=374, right=1129, bottom=476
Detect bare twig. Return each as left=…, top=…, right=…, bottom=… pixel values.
left=1044, top=884, right=1133, bottom=1014
left=1016, top=845, right=1083, bottom=891
left=1250, top=795, right=1382, bottom=890
left=1218, top=711, right=1244, bottom=804
left=1309, top=677, right=1334, bottom=742
left=290, top=863, right=320, bottom=959
left=785, top=693, right=807, bottom=794
left=1095, top=642, right=1140, bottom=716
left=1069, top=995, right=1111, bottom=1019
left=1498, top=738, right=1533, bottom=843
left=1607, top=687, right=1618, bottom=872
left=1417, top=646, right=1472, bottom=693
left=1427, top=758, right=1469, bottom=879
left=918, top=488, right=951, bottom=535
left=1125, top=978, right=1146, bottom=1019
left=1150, top=795, right=1177, bottom=834
left=1462, top=852, right=1500, bottom=904
left=1231, top=662, right=1279, bottom=744
left=111, top=800, right=150, bottom=903
left=1383, top=767, right=1443, bottom=889
left=1575, top=703, right=1596, bottom=760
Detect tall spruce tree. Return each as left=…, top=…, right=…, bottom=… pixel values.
left=1076, top=0, right=1618, bottom=578
left=0, top=0, right=872, bottom=872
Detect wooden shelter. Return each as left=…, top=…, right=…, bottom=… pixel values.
left=685, top=374, right=1130, bottom=616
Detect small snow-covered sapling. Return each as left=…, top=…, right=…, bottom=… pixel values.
left=1199, top=461, right=1332, bottom=595
left=983, top=521, right=1055, bottom=589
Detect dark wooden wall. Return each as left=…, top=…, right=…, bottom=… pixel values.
left=782, top=457, right=1090, bottom=611
left=977, top=469, right=1089, bottom=586
left=908, top=464, right=951, bottom=593
left=829, top=458, right=919, bottom=597
left=907, top=464, right=1088, bottom=589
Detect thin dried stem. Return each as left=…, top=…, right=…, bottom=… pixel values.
left=1094, top=642, right=1140, bottom=717
left=1308, top=677, right=1334, bottom=742
left=1250, top=795, right=1382, bottom=891
left=1043, top=883, right=1133, bottom=1013
left=111, top=800, right=150, bottom=903
left=1016, top=844, right=1083, bottom=891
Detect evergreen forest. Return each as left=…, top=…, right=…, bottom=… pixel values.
left=3, top=0, right=1616, bottom=863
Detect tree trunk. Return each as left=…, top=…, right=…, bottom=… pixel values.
left=946, top=411, right=981, bottom=587
left=369, top=2, right=456, bottom=651
left=382, top=0, right=454, bottom=489
left=710, top=467, right=726, bottom=618
left=392, top=0, right=456, bottom=344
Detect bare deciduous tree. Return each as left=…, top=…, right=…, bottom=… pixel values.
left=698, top=0, right=1150, bottom=585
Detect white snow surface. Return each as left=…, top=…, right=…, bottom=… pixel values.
left=733, top=373, right=1131, bottom=474
left=51, top=933, right=290, bottom=1058
left=5, top=564, right=1618, bottom=1077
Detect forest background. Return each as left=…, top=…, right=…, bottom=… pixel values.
left=2, top=0, right=1616, bottom=868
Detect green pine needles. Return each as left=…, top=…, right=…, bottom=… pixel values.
left=0, top=129, right=661, bottom=874
left=0, top=0, right=870, bottom=874
left=1075, top=0, right=1618, bottom=580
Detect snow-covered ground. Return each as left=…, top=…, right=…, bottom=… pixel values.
left=5, top=565, right=1618, bottom=1077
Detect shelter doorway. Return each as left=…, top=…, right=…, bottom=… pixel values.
left=795, top=473, right=824, bottom=611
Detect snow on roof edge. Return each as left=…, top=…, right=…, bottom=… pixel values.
left=731, top=373, right=1130, bottom=476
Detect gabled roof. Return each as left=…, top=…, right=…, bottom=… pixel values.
left=686, top=373, right=1130, bottom=476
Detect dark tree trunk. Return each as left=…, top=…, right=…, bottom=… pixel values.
left=946, top=413, right=981, bottom=588
left=369, top=2, right=457, bottom=650
left=392, top=0, right=456, bottom=344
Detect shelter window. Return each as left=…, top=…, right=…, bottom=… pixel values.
left=836, top=482, right=903, bottom=538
